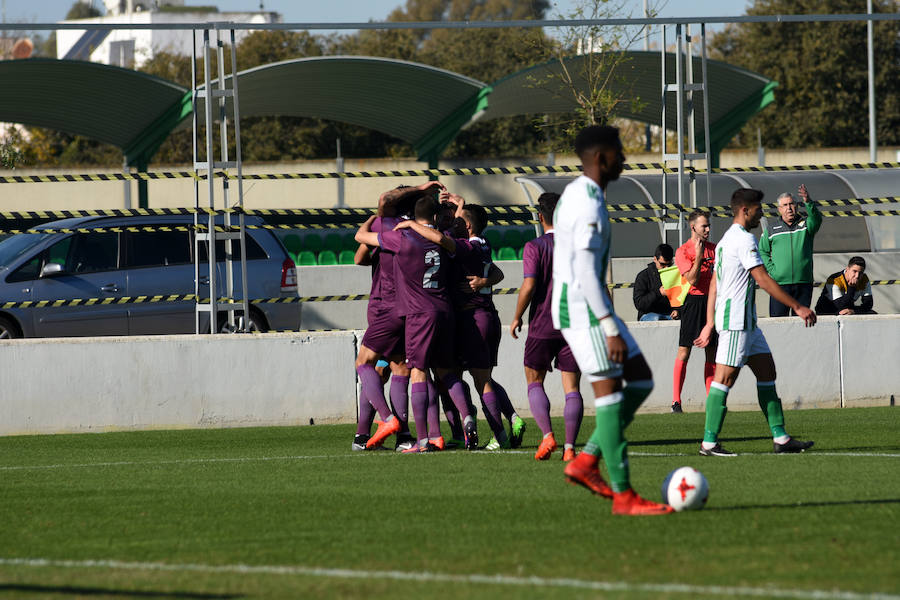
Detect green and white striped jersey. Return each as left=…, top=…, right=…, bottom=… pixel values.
left=714, top=223, right=764, bottom=331
left=551, top=175, right=614, bottom=330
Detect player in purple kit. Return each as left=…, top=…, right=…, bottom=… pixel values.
left=352, top=182, right=441, bottom=450
left=356, top=194, right=479, bottom=452
left=510, top=193, right=584, bottom=462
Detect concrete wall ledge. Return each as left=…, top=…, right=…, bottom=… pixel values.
left=0, top=316, right=896, bottom=436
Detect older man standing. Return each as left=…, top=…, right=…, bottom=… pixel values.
left=758, top=184, right=822, bottom=316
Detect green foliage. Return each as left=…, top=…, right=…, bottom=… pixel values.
left=0, top=136, right=24, bottom=169
left=65, top=2, right=101, bottom=20
left=710, top=0, right=900, bottom=148
left=0, top=408, right=896, bottom=598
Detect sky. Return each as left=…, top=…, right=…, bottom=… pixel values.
left=4, top=1, right=752, bottom=30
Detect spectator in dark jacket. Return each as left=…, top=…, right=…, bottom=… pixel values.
left=815, top=256, right=875, bottom=315
left=633, top=244, right=679, bottom=321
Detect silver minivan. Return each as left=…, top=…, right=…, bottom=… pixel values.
left=0, top=215, right=299, bottom=338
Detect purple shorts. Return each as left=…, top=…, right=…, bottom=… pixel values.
left=456, top=308, right=500, bottom=370
left=361, top=302, right=405, bottom=358
left=523, top=334, right=579, bottom=373
left=405, top=310, right=456, bottom=370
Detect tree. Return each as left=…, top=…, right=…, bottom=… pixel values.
left=709, top=0, right=900, bottom=148
left=65, top=2, right=101, bottom=20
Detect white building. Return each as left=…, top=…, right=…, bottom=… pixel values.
left=57, top=1, right=281, bottom=68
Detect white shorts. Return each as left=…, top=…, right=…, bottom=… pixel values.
left=716, top=327, right=771, bottom=368
left=560, top=315, right=641, bottom=381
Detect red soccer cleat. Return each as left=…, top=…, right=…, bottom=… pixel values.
left=429, top=437, right=445, bottom=450
left=563, top=452, right=613, bottom=498
left=366, top=416, right=401, bottom=449
left=561, top=448, right=576, bottom=462
left=612, top=489, right=675, bottom=516
left=534, top=433, right=558, bottom=460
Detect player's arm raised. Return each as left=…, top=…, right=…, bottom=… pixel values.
left=750, top=265, right=817, bottom=326
left=354, top=215, right=380, bottom=247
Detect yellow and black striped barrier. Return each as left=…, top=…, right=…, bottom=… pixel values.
left=3, top=280, right=899, bottom=311
left=3, top=161, right=900, bottom=185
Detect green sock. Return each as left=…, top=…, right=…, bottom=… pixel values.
left=590, top=393, right=630, bottom=492
left=622, top=380, right=653, bottom=428
left=703, top=383, right=730, bottom=444
left=757, top=382, right=787, bottom=438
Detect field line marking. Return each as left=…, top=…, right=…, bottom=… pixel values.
left=0, top=450, right=897, bottom=471
left=0, top=557, right=896, bottom=600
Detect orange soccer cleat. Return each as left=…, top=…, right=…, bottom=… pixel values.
left=534, top=433, right=558, bottom=460
left=612, top=489, right=675, bottom=516
left=366, top=416, right=401, bottom=449
left=429, top=436, right=445, bottom=450
left=561, top=448, right=576, bottom=462
left=563, top=452, right=613, bottom=498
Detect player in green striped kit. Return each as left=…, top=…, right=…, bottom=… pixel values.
left=694, top=188, right=816, bottom=456
left=552, top=125, right=673, bottom=516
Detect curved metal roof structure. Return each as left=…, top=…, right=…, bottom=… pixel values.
left=0, top=58, right=191, bottom=166
left=0, top=52, right=776, bottom=168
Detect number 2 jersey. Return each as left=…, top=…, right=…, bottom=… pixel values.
left=378, top=227, right=452, bottom=315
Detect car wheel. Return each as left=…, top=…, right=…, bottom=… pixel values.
left=218, top=310, right=267, bottom=333
left=0, top=316, right=22, bottom=339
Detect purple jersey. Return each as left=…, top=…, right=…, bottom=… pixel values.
left=523, top=232, right=561, bottom=340
left=379, top=227, right=451, bottom=315
left=450, top=236, right=495, bottom=311
left=368, top=217, right=400, bottom=307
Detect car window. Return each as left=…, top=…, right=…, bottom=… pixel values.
left=195, top=235, right=268, bottom=262
left=68, top=233, right=119, bottom=274
left=0, top=232, right=52, bottom=269
left=124, top=230, right=192, bottom=268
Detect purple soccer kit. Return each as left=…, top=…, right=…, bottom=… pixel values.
left=521, top=232, right=583, bottom=445
left=379, top=227, right=473, bottom=443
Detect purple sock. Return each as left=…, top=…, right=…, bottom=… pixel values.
left=410, top=382, right=429, bottom=442
left=356, top=384, right=376, bottom=436
left=481, top=391, right=505, bottom=437
left=441, top=391, right=463, bottom=440
left=563, top=391, right=584, bottom=447
left=427, top=378, right=442, bottom=439
left=356, top=364, right=392, bottom=421
left=527, top=382, right=553, bottom=435
left=442, top=374, right=472, bottom=421
left=389, top=375, right=410, bottom=431
left=492, top=379, right=515, bottom=421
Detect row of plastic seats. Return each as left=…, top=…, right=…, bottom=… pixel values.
left=291, top=249, right=356, bottom=266
left=283, top=231, right=357, bottom=256
left=483, top=227, right=537, bottom=251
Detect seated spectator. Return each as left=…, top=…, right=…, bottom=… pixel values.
left=815, top=256, right=875, bottom=315
left=633, top=243, right=679, bottom=321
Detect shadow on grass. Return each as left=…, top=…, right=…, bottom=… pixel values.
left=631, top=436, right=770, bottom=447
left=0, top=584, right=242, bottom=598
left=708, top=498, right=900, bottom=511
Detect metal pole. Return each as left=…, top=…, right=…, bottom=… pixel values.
left=867, top=0, right=877, bottom=162
left=336, top=138, right=345, bottom=208
left=643, top=0, right=651, bottom=152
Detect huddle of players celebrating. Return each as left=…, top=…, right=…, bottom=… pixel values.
left=352, top=125, right=816, bottom=516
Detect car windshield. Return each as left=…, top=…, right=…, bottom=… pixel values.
left=0, top=233, right=52, bottom=269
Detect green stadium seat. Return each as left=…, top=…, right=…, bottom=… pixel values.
left=497, top=246, right=517, bottom=261
left=297, top=250, right=317, bottom=266
left=522, top=228, right=537, bottom=243
left=324, top=233, right=343, bottom=254
left=484, top=229, right=502, bottom=249
left=491, top=248, right=498, bottom=261
left=283, top=234, right=302, bottom=256
left=338, top=249, right=356, bottom=265
left=502, top=229, right=524, bottom=250
left=317, top=250, right=338, bottom=266
left=517, top=246, right=525, bottom=259
left=302, top=233, right=323, bottom=253
left=341, top=231, right=358, bottom=251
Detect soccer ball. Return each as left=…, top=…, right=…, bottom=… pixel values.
left=661, top=466, right=709, bottom=511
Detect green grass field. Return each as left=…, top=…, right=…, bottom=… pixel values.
left=0, top=406, right=897, bottom=599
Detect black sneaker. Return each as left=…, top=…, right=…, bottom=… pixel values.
left=699, top=443, right=736, bottom=457
left=395, top=432, right=416, bottom=452
left=671, top=402, right=683, bottom=414
left=351, top=434, right=370, bottom=452
left=774, top=438, right=814, bottom=454
left=464, top=421, right=479, bottom=451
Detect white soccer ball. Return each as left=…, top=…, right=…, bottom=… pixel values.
left=661, top=466, right=709, bottom=511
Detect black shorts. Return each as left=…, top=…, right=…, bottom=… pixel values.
left=679, top=294, right=717, bottom=348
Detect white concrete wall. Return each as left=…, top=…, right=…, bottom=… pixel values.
left=0, top=316, right=894, bottom=436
